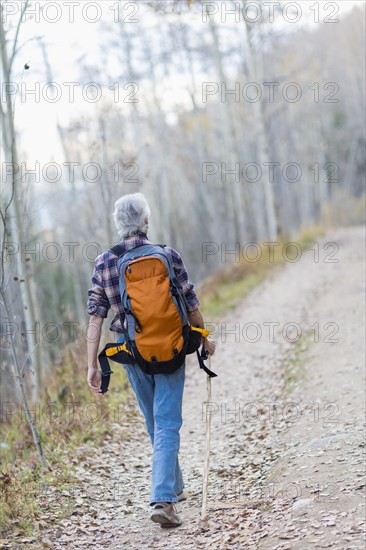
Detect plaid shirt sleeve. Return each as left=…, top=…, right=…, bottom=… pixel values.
left=87, top=254, right=111, bottom=318
left=167, top=247, right=200, bottom=312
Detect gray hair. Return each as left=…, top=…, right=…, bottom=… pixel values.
left=113, top=192, right=151, bottom=238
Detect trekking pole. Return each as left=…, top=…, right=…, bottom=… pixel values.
left=201, top=355, right=212, bottom=523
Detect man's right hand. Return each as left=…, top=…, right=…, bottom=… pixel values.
left=204, top=338, right=216, bottom=356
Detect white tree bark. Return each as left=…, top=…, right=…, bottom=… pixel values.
left=242, top=0, right=278, bottom=241
left=1, top=2, right=42, bottom=399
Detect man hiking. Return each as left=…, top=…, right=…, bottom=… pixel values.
left=86, top=192, right=216, bottom=528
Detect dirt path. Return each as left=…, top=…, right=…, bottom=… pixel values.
left=41, top=226, right=365, bottom=549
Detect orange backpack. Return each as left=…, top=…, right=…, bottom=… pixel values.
left=98, top=243, right=217, bottom=393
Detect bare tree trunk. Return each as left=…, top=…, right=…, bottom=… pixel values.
left=207, top=8, right=247, bottom=244
left=1, top=3, right=42, bottom=399
left=242, top=0, right=278, bottom=241
left=0, top=287, right=47, bottom=468
left=37, top=37, right=91, bottom=323
left=177, top=23, right=218, bottom=242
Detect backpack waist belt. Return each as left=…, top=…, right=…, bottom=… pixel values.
left=98, top=327, right=216, bottom=393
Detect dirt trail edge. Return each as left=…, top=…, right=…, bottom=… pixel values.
left=41, top=226, right=365, bottom=550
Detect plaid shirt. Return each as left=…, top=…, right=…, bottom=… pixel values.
left=87, top=233, right=200, bottom=333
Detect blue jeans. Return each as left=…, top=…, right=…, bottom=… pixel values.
left=117, top=336, right=185, bottom=504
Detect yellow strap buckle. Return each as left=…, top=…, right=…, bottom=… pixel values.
left=106, top=343, right=131, bottom=357
left=191, top=326, right=210, bottom=338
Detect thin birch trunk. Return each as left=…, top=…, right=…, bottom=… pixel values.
left=242, top=0, right=278, bottom=241
left=207, top=8, right=247, bottom=244
left=0, top=288, right=46, bottom=468
left=1, top=4, right=42, bottom=399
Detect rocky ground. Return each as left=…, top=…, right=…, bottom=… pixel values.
left=5, top=226, right=365, bottom=549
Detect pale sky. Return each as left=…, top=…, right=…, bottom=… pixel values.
left=2, top=0, right=364, bottom=166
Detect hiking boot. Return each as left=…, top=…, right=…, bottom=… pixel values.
left=150, top=502, right=182, bottom=528
left=177, top=490, right=188, bottom=502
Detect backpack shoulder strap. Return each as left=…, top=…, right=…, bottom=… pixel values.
left=109, top=244, right=125, bottom=258
left=110, top=242, right=154, bottom=259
